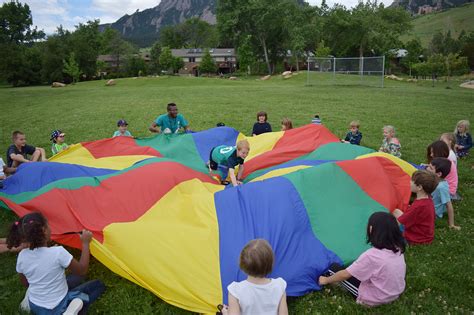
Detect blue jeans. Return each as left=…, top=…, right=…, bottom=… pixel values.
left=29, top=275, right=105, bottom=315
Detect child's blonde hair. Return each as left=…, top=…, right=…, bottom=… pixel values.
left=454, top=120, right=470, bottom=135
left=440, top=132, right=456, bottom=150
left=281, top=118, right=293, bottom=130
left=350, top=120, right=360, bottom=128
left=239, top=239, right=274, bottom=277
left=383, top=125, right=396, bottom=136
left=237, top=139, right=250, bottom=151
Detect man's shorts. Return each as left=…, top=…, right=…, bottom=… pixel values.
left=209, top=148, right=218, bottom=170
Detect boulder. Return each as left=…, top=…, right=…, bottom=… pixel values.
left=106, top=79, right=116, bottom=86
left=229, top=76, right=238, bottom=80
left=385, top=74, right=403, bottom=81
left=282, top=71, right=292, bottom=76
left=460, top=80, right=474, bottom=89
left=283, top=74, right=292, bottom=79
left=261, top=75, right=271, bottom=81
left=51, top=82, right=66, bottom=88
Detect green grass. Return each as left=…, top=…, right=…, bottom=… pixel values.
left=0, top=75, right=473, bottom=314
left=402, top=3, right=474, bottom=47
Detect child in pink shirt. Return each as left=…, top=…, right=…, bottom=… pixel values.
left=427, top=140, right=459, bottom=199
left=319, top=212, right=406, bottom=306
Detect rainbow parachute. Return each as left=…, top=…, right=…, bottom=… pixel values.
left=0, top=125, right=415, bottom=313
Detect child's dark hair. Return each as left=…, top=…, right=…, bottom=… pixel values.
left=239, top=239, right=274, bottom=277
left=430, top=157, right=452, bottom=179
left=7, top=212, right=48, bottom=250
left=426, top=140, right=449, bottom=163
left=257, top=111, right=268, bottom=121
left=367, top=212, right=405, bottom=254
left=412, top=170, right=439, bottom=195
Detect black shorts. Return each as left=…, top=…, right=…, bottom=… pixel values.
left=209, top=148, right=218, bottom=170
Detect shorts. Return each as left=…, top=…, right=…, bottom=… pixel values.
left=209, top=148, right=218, bottom=170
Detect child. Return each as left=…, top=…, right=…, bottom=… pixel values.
left=0, top=158, right=5, bottom=188
left=113, top=119, right=132, bottom=137
left=427, top=140, right=459, bottom=200
left=342, top=120, right=362, bottom=145
left=379, top=125, right=401, bottom=158
left=440, top=132, right=457, bottom=165
left=252, top=111, right=272, bottom=136
left=427, top=158, right=460, bottom=230
left=7, top=212, right=105, bottom=314
left=281, top=118, right=293, bottom=131
left=454, top=120, right=472, bottom=157
left=221, top=239, right=288, bottom=315
left=318, top=212, right=406, bottom=306
left=208, top=140, right=250, bottom=187
left=7, top=131, right=47, bottom=170
left=0, top=238, right=25, bottom=253
left=393, top=170, right=438, bottom=244
left=50, top=130, right=69, bottom=155
left=311, top=114, right=322, bottom=125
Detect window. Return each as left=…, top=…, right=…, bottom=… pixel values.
left=189, top=57, right=196, bottom=62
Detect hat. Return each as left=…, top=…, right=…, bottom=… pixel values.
left=117, top=119, right=128, bottom=126
left=216, top=122, right=225, bottom=127
left=50, top=130, right=65, bottom=141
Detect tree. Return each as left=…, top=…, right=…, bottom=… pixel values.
left=401, top=38, right=424, bottom=76
left=159, top=47, right=174, bottom=73
left=180, top=18, right=218, bottom=48
left=101, top=27, right=136, bottom=73
left=172, top=57, right=184, bottom=73
left=41, top=27, right=71, bottom=83
left=199, top=49, right=217, bottom=75
left=63, top=52, right=82, bottom=83
left=315, top=40, right=331, bottom=57
left=159, top=26, right=185, bottom=49
left=124, top=55, right=147, bottom=77
left=70, top=20, right=102, bottom=78
left=237, top=35, right=256, bottom=75
left=149, top=41, right=162, bottom=74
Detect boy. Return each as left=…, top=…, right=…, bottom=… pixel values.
left=149, top=103, right=190, bottom=134
left=208, top=139, right=250, bottom=187
left=393, top=170, right=438, bottom=245
left=7, top=131, right=46, bottom=170
left=342, top=120, right=362, bottom=145
left=427, top=158, right=460, bottom=230
left=50, top=130, right=69, bottom=155
left=311, top=114, right=322, bottom=125
left=113, top=119, right=132, bottom=137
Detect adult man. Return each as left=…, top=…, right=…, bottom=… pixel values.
left=7, top=131, right=47, bottom=171
left=149, top=103, right=190, bottom=134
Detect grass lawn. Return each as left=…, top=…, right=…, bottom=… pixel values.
left=0, top=74, right=473, bottom=314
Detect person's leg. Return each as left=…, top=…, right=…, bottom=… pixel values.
left=31, top=150, right=41, bottom=162
left=71, top=279, right=105, bottom=314
left=327, top=263, right=360, bottom=298
left=67, top=274, right=85, bottom=289
left=38, top=148, right=47, bottom=161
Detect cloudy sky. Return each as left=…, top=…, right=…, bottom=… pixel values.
left=1, top=0, right=393, bottom=34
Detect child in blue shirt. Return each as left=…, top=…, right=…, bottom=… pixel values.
left=342, top=120, right=362, bottom=145
left=427, top=157, right=460, bottom=230
left=208, top=140, right=250, bottom=187
left=113, top=119, right=132, bottom=137
left=454, top=120, right=472, bottom=158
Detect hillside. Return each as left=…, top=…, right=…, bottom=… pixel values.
left=401, top=3, right=474, bottom=46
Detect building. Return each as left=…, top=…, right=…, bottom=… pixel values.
left=171, top=48, right=237, bottom=76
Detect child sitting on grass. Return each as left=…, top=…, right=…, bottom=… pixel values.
left=221, top=239, right=288, bottom=315
left=379, top=125, right=401, bottom=158
left=427, top=140, right=459, bottom=201
left=252, top=111, right=272, bottom=136
left=342, top=120, right=362, bottom=145
left=393, top=170, right=438, bottom=245
left=208, top=140, right=250, bottom=187
left=311, top=114, right=322, bottom=125
left=50, top=130, right=69, bottom=155
left=7, top=212, right=105, bottom=314
left=319, top=212, right=406, bottom=307
left=454, top=119, right=472, bottom=158
left=281, top=118, right=293, bottom=131
left=440, top=132, right=457, bottom=166
left=113, top=119, right=132, bottom=137
left=427, top=158, right=460, bottom=230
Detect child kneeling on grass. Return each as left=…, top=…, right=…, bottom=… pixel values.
left=319, top=212, right=406, bottom=307
left=7, top=212, right=105, bottom=314
left=208, top=140, right=250, bottom=187
left=221, top=239, right=288, bottom=315
left=393, top=170, right=438, bottom=245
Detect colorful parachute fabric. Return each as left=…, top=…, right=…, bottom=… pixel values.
left=0, top=125, right=416, bottom=313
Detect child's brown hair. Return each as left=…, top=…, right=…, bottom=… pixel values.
left=281, top=118, right=293, bottom=130
left=257, top=111, right=268, bottom=122
left=412, top=170, right=439, bottom=195
left=239, top=239, right=274, bottom=277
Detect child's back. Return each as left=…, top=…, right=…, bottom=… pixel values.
left=227, top=278, right=286, bottom=315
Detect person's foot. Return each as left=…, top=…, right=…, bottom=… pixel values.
left=63, top=298, right=83, bottom=315
left=449, top=225, right=461, bottom=230
left=221, top=180, right=230, bottom=185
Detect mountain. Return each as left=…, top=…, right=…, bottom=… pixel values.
left=100, top=0, right=217, bottom=47
left=390, top=0, right=473, bottom=15
left=400, top=2, right=474, bottom=46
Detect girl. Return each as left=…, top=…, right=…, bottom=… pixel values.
left=281, top=118, right=293, bottom=131
left=454, top=120, right=472, bottom=158
left=427, top=140, right=459, bottom=200
left=319, top=212, right=406, bottom=306
left=222, top=239, right=288, bottom=315
left=50, top=130, right=69, bottom=155
left=7, top=212, right=105, bottom=314
left=440, top=132, right=457, bottom=165
left=379, top=125, right=401, bottom=158
left=252, top=111, right=272, bottom=136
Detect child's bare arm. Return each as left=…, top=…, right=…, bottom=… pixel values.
left=68, top=230, right=92, bottom=276
left=10, top=153, right=29, bottom=163
left=392, top=208, right=403, bottom=219
left=319, top=269, right=351, bottom=285
left=446, top=202, right=460, bottom=230
left=278, top=292, right=288, bottom=315
left=19, top=273, right=29, bottom=287
left=227, top=293, right=241, bottom=315
left=237, top=165, right=244, bottom=182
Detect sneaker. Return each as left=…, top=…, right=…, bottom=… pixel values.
left=63, top=298, right=83, bottom=315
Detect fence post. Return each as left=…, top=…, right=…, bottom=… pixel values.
left=382, top=55, right=385, bottom=88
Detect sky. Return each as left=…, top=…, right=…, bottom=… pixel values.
left=1, top=0, right=393, bottom=34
